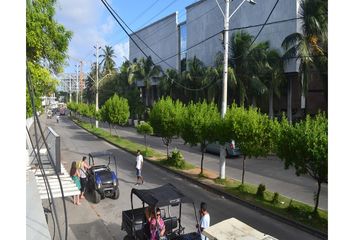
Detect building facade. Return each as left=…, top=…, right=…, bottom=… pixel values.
left=129, top=0, right=327, bottom=116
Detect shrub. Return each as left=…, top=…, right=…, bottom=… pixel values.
left=272, top=192, right=279, bottom=204
left=166, top=149, right=186, bottom=169
left=256, top=184, right=266, bottom=199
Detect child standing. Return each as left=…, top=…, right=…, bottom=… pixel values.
left=70, top=161, right=81, bottom=205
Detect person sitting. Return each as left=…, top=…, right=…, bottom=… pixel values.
left=150, top=208, right=167, bottom=240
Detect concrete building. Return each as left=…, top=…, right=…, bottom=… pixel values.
left=129, top=0, right=327, bottom=115
left=129, top=13, right=180, bottom=71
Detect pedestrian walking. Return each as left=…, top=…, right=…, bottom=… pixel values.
left=196, top=202, right=210, bottom=240
left=69, top=161, right=81, bottom=205
left=135, top=150, right=144, bottom=186
left=56, top=115, right=60, bottom=123
left=79, top=156, right=91, bottom=199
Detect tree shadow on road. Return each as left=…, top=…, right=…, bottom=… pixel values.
left=70, top=220, right=126, bottom=240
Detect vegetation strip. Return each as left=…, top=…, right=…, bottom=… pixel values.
left=70, top=117, right=327, bottom=237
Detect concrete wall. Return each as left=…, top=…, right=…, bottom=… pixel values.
left=186, top=0, right=301, bottom=72
left=129, top=13, right=179, bottom=71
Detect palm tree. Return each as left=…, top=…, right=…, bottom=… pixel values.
left=229, top=31, right=269, bottom=107
left=206, top=51, right=236, bottom=106
left=99, top=45, right=117, bottom=75
left=263, top=49, right=286, bottom=119
left=83, top=62, right=97, bottom=104
left=159, top=68, right=179, bottom=99
left=182, top=56, right=210, bottom=102
left=282, top=0, right=327, bottom=119
left=129, top=56, right=162, bottom=107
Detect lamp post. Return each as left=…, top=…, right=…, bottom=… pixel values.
left=216, top=0, right=256, bottom=179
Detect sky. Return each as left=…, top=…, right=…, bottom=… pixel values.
left=54, top=0, right=197, bottom=74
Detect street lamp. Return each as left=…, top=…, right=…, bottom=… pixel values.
left=216, top=0, right=256, bottom=179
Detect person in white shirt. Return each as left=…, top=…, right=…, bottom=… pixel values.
left=196, top=202, right=210, bottom=240
left=135, top=150, right=144, bottom=186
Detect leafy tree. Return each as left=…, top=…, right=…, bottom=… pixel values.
left=149, top=97, right=184, bottom=157
left=101, top=94, right=130, bottom=135
left=275, top=113, right=327, bottom=213
left=26, top=0, right=72, bottom=116
left=136, top=122, right=153, bottom=151
left=83, top=63, right=97, bottom=104
left=262, top=49, right=285, bottom=119
left=181, top=101, right=220, bottom=175
left=129, top=56, right=161, bottom=107
left=181, top=56, right=207, bottom=102
left=99, top=45, right=117, bottom=75
left=229, top=31, right=268, bottom=107
left=225, top=104, right=273, bottom=184
left=282, top=0, right=328, bottom=116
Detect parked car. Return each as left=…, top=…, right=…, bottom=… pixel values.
left=205, top=140, right=241, bottom=158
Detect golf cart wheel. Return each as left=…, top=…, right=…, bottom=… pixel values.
left=113, top=188, right=120, bottom=200
left=93, top=191, right=101, bottom=204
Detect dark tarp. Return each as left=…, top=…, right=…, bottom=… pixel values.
left=131, top=183, right=194, bottom=207
left=89, top=151, right=114, bottom=158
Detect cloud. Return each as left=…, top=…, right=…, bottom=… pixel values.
left=113, top=41, right=129, bottom=67
left=100, top=17, right=116, bottom=34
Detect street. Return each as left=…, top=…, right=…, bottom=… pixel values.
left=41, top=115, right=323, bottom=240
left=89, top=117, right=327, bottom=210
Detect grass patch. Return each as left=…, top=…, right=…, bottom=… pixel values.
left=73, top=119, right=165, bottom=159
left=214, top=177, right=327, bottom=233
left=158, top=158, right=195, bottom=170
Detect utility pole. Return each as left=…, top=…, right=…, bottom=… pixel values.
left=216, top=0, right=256, bottom=179
left=69, top=74, right=72, bottom=103
left=80, top=61, right=84, bottom=103
left=95, top=43, right=101, bottom=128
left=76, top=64, right=79, bottom=103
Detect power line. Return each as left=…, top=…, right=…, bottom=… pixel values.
left=249, top=0, right=280, bottom=47
left=140, top=0, right=177, bottom=29
left=129, top=0, right=162, bottom=26
left=100, top=0, right=219, bottom=92
left=102, top=0, right=176, bottom=70
left=155, top=16, right=303, bottom=66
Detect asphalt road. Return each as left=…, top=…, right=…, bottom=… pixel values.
left=42, top=115, right=322, bottom=240
left=80, top=116, right=327, bottom=210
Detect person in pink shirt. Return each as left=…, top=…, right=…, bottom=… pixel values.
left=150, top=208, right=167, bottom=240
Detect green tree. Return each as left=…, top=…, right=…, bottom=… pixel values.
left=26, top=0, right=72, bottom=116
left=282, top=0, right=328, bottom=116
left=149, top=97, right=184, bottom=157
left=101, top=94, right=130, bottom=135
left=83, top=63, right=97, bottom=104
left=225, top=104, right=273, bottom=184
left=136, top=122, right=154, bottom=151
left=181, top=56, right=207, bottom=102
left=263, top=49, right=285, bottom=119
left=129, top=56, right=161, bottom=107
left=181, top=101, right=220, bottom=175
left=275, top=113, right=327, bottom=213
left=229, top=31, right=268, bottom=107
left=99, top=45, right=117, bottom=75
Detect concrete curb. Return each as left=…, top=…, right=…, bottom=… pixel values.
left=71, top=118, right=328, bottom=239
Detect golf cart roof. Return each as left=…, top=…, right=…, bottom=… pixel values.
left=131, top=183, right=194, bottom=207
left=89, top=151, right=114, bottom=158
left=202, top=218, right=278, bottom=240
